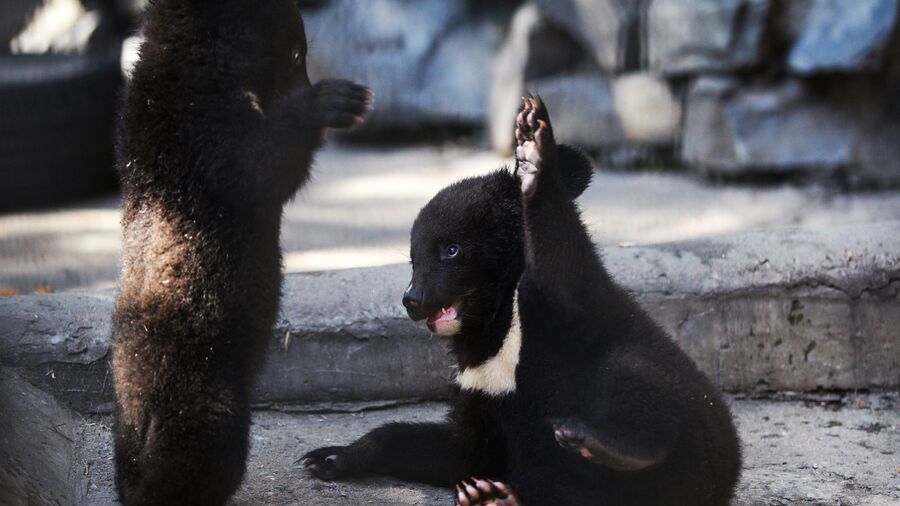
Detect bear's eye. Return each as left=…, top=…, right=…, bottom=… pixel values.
left=445, top=243, right=461, bottom=258
left=292, top=48, right=303, bottom=64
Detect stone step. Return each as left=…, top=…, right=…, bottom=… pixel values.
left=0, top=222, right=897, bottom=413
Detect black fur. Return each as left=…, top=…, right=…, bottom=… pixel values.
left=111, top=1, right=371, bottom=505
left=304, top=98, right=740, bottom=505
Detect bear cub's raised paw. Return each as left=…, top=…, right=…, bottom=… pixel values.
left=515, top=96, right=556, bottom=198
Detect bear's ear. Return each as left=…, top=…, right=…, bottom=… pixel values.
left=557, top=144, right=593, bottom=199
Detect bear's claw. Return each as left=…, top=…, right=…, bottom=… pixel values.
left=455, top=478, right=521, bottom=506
left=301, top=446, right=352, bottom=481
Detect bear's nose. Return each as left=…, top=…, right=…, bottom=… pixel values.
left=402, top=287, right=422, bottom=310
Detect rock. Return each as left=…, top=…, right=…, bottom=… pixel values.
left=532, top=0, right=640, bottom=72
left=488, top=3, right=589, bottom=153
left=0, top=368, right=83, bottom=504
left=786, top=0, right=899, bottom=74
left=852, top=115, right=900, bottom=187
left=682, top=77, right=900, bottom=184
left=885, top=20, right=900, bottom=92
left=302, top=0, right=512, bottom=131
left=527, top=72, right=624, bottom=150
left=113, top=0, right=148, bottom=20
left=611, top=73, right=681, bottom=145
left=646, top=0, right=770, bottom=75
left=683, top=78, right=854, bottom=174
left=524, top=71, right=679, bottom=151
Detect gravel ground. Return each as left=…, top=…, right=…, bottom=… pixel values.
left=76, top=395, right=899, bottom=505
left=2, top=145, right=900, bottom=292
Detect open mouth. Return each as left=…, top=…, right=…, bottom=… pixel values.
left=426, top=299, right=463, bottom=336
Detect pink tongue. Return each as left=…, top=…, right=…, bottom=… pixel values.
left=430, top=304, right=458, bottom=323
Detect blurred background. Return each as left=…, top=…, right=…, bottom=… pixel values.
left=1, top=0, right=899, bottom=293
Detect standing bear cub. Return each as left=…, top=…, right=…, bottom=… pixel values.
left=304, top=98, right=741, bottom=505
left=112, top=1, right=371, bottom=505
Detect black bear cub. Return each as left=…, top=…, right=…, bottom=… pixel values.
left=304, top=98, right=741, bottom=505
left=112, top=1, right=371, bottom=505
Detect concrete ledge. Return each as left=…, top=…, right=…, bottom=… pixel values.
left=0, top=368, right=84, bottom=506
left=1, top=222, right=897, bottom=413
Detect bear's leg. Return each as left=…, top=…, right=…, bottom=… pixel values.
left=303, top=421, right=477, bottom=487
left=551, top=417, right=665, bottom=471
left=237, top=79, right=373, bottom=203
left=114, top=396, right=249, bottom=506
left=514, top=96, right=604, bottom=311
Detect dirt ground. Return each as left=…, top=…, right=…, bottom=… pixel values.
left=76, top=394, right=899, bottom=505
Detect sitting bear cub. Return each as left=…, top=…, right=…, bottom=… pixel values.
left=112, top=1, right=371, bottom=505
left=304, top=98, right=741, bottom=505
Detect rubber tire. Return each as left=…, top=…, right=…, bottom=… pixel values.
left=0, top=43, right=123, bottom=212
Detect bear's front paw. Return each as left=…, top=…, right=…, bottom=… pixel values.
left=455, top=478, right=521, bottom=506
left=300, top=445, right=356, bottom=481
left=515, top=96, right=555, bottom=198
left=309, top=78, right=374, bottom=129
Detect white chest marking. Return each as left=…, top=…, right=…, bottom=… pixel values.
left=455, top=292, right=522, bottom=396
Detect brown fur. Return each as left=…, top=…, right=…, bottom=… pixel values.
left=111, top=1, right=371, bottom=504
